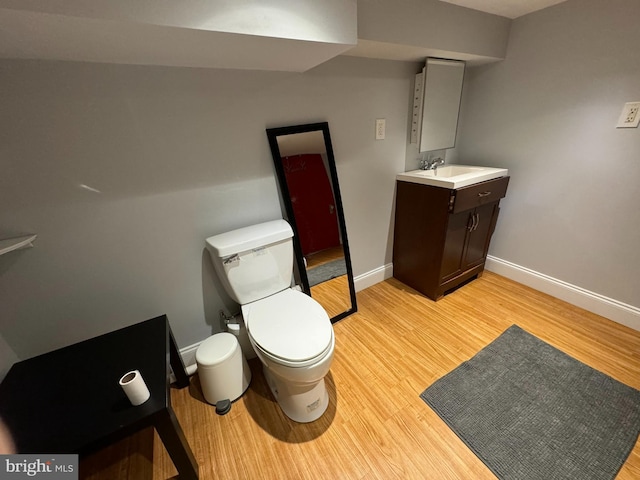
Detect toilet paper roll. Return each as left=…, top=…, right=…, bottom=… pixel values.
left=119, top=370, right=150, bottom=406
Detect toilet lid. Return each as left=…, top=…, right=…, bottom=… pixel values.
left=243, top=289, right=332, bottom=363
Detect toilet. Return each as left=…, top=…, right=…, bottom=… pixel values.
left=205, top=219, right=335, bottom=423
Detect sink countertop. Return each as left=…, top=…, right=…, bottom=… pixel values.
left=396, top=165, right=508, bottom=189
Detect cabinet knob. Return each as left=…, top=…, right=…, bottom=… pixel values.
left=477, top=191, right=492, bottom=197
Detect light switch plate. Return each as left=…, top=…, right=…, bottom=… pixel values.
left=375, top=118, right=386, bottom=140
left=616, top=101, right=640, bottom=128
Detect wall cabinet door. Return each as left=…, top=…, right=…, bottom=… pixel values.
left=419, top=58, right=465, bottom=152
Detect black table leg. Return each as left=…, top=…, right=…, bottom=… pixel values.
left=155, top=408, right=199, bottom=479
left=168, top=327, right=190, bottom=388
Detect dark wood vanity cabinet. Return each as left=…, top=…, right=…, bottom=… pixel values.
left=393, top=176, right=509, bottom=300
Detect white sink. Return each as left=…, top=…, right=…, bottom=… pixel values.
left=397, top=164, right=508, bottom=189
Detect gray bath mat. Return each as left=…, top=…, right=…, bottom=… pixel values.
left=306, top=258, right=346, bottom=287
left=421, top=325, right=640, bottom=480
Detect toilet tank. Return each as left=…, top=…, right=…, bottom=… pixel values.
left=205, top=219, right=294, bottom=305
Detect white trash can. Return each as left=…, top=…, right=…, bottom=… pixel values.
left=196, top=332, right=251, bottom=406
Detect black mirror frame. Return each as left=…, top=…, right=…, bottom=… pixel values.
left=266, top=122, right=357, bottom=323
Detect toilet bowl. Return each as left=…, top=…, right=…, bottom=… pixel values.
left=242, top=288, right=334, bottom=422
left=205, top=219, right=335, bottom=423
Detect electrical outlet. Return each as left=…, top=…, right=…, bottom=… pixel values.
left=616, top=101, right=640, bottom=128
left=375, top=118, right=386, bottom=140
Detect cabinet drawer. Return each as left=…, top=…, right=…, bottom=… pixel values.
left=451, top=176, right=509, bottom=213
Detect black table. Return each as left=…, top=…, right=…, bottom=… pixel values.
left=0, top=315, right=198, bottom=479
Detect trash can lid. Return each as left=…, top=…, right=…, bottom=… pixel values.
left=196, top=332, right=238, bottom=367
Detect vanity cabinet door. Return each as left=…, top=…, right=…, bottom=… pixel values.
left=440, top=210, right=470, bottom=281
left=440, top=202, right=499, bottom=282
left=464, top=203, right=499, bottom=269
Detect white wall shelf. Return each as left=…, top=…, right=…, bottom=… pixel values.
left=0, top=235, right=37, bottom=256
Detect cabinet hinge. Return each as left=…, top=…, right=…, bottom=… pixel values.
left=448, top=192, right=456, bottom=212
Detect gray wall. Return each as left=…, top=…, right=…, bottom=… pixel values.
left=451, top=0, right=640, bottom=308
left=0, top=56, right=416, bottom=360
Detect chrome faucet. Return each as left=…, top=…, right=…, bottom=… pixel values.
left=419, top=155, right=445, bottom=172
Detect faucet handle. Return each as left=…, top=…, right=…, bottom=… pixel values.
left=419, top=155, right=445, bottom=170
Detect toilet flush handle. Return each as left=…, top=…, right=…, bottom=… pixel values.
left=223, top=254, right=239, bottom=265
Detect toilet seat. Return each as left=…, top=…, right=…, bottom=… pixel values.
left=242, top=289, right=332, bottom=367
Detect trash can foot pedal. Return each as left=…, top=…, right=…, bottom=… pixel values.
left=216, top=399, right=231, bottom=415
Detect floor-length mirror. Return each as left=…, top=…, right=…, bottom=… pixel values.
left=266, top=122, right=357, bottom=322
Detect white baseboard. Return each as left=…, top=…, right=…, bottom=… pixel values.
left=354, top=263, right=393, bottom=292
left=485, top=255, right=640, bottom=332
left=179, top=342, right=201, bottom=370
left=169, top=341, right=200, bottom=383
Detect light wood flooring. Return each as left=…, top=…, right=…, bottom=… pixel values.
left=81, top=272, right=640, bottom=479
left=310, top=274, right=351, bottom=319
left=305, top=246, right=345, bottom=269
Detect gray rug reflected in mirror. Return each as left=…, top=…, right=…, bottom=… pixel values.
left=307, top=258, right=346, bottom=287
left=421, top=325, right=640, bottom=480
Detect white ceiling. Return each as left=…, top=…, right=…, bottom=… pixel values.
left=439, top=0, right=568, bottom=19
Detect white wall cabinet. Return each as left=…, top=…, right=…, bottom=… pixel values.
left=419, top=58, right=465, bottom=153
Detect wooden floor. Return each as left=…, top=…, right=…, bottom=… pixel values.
left=305, top=246, right=344, bottom=269
left=310, top=274, right=351, bottom=319
left=81, top=272, right=640, bottom=479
